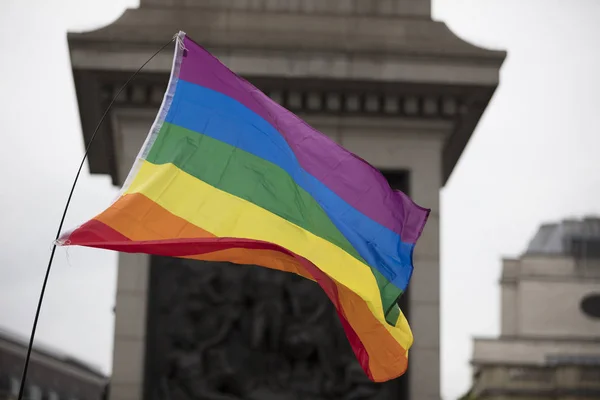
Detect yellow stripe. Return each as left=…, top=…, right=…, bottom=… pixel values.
left=126, top=160, right=413, bottom=349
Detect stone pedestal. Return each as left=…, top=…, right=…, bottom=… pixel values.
left=67, top=2, right=505, bottom=399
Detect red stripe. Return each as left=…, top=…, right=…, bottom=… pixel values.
left=68, top=220, right=373, bottom=379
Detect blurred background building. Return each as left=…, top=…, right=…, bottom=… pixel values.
left=0, top=328, right=107, bottom=400
left=66, top=0, right=504, bottom=399
left=469, top=217, right=600, bottom=399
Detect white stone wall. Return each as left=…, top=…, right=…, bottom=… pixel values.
left=500, top=259, right=520, bottom=337
left=500, top=280, right=518, bottom=336
left=497, top=255, right=600, bottom=340
left=472, top=364, right=600, bottom=397
left=517, top=279, right=600, bottom=339
left=520, top=256, right=577, bottom=278
left=475, top=241, right=600, bottom=397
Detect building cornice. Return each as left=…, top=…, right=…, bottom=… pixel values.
left=0, top=334, right=107, bottom=385
left=68, top=7, right=505, bottom=63
left=474, top=336, right=600, bottom=344
left=72, top=70, right=487, bottom=185
left=139, top=0, right=434, bottom=19
left=477, top=388, right=600, bottom=398
left=471, top=337, right=600, bottom=368
left=67, top=5, right=505, bottom=186
left=500, top=274, right=600, bottom=284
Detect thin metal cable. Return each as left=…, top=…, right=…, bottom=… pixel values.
left=17, top=36, right=176, bottom=400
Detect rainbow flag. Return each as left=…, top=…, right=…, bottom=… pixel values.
left=58, top=31, right=430, bottom=382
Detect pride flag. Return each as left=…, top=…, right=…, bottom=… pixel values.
left=58, top=31, right=430, bottom=382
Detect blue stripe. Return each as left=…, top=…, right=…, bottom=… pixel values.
left=163, top=79, right=415, bottom=291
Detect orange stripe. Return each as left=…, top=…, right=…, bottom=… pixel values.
left=96, top=193, right=407, bottom=380
left=96, top=193, right=313, bottom=280
left=96, top=193, right=214, bottom=240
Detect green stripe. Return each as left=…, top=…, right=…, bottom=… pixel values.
left=147, top=122, right=403, bottom=325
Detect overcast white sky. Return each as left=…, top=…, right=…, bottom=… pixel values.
left=1, top=0, right=599, bottom=399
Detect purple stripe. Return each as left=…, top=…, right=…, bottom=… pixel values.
left=179, top=36, right=429, bottom=243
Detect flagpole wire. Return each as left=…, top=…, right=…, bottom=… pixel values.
left=17, top=36, right=176, bottom=400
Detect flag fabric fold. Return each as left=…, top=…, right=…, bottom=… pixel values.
left=58, top=31, right=430, bottom=382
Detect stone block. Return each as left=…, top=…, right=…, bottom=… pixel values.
left=412, top=212, right=440, bottom=258
left=409, top=302, right=440, bottom=349
left=409, top=347, right=440, bottom=398
left=410, top=259, right=440, bottom=303
left=111, top=337, right=146, bottom=385
left=109, top=383, right=141, bottom=400
left=114, top=292, right=147, bottom=340
left=396, top=0, right=431, bottom=16
left=116, top=253, right=149, bottom=294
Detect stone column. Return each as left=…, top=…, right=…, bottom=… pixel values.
left=110, top=253, right=149, bottom=400
left=340, top=119, right=447, bottom=400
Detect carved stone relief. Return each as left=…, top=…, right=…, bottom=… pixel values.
left=144, top=257, right=407, bottom=400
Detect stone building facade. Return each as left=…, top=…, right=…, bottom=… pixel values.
left=0, top=328, right=107, bottom=400
left=471, top=217, right=600, bottom=399
left=66, top=1, right=505, bottom=399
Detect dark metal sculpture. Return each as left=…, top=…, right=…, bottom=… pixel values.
left=144, top=257, right=406, bottom=400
